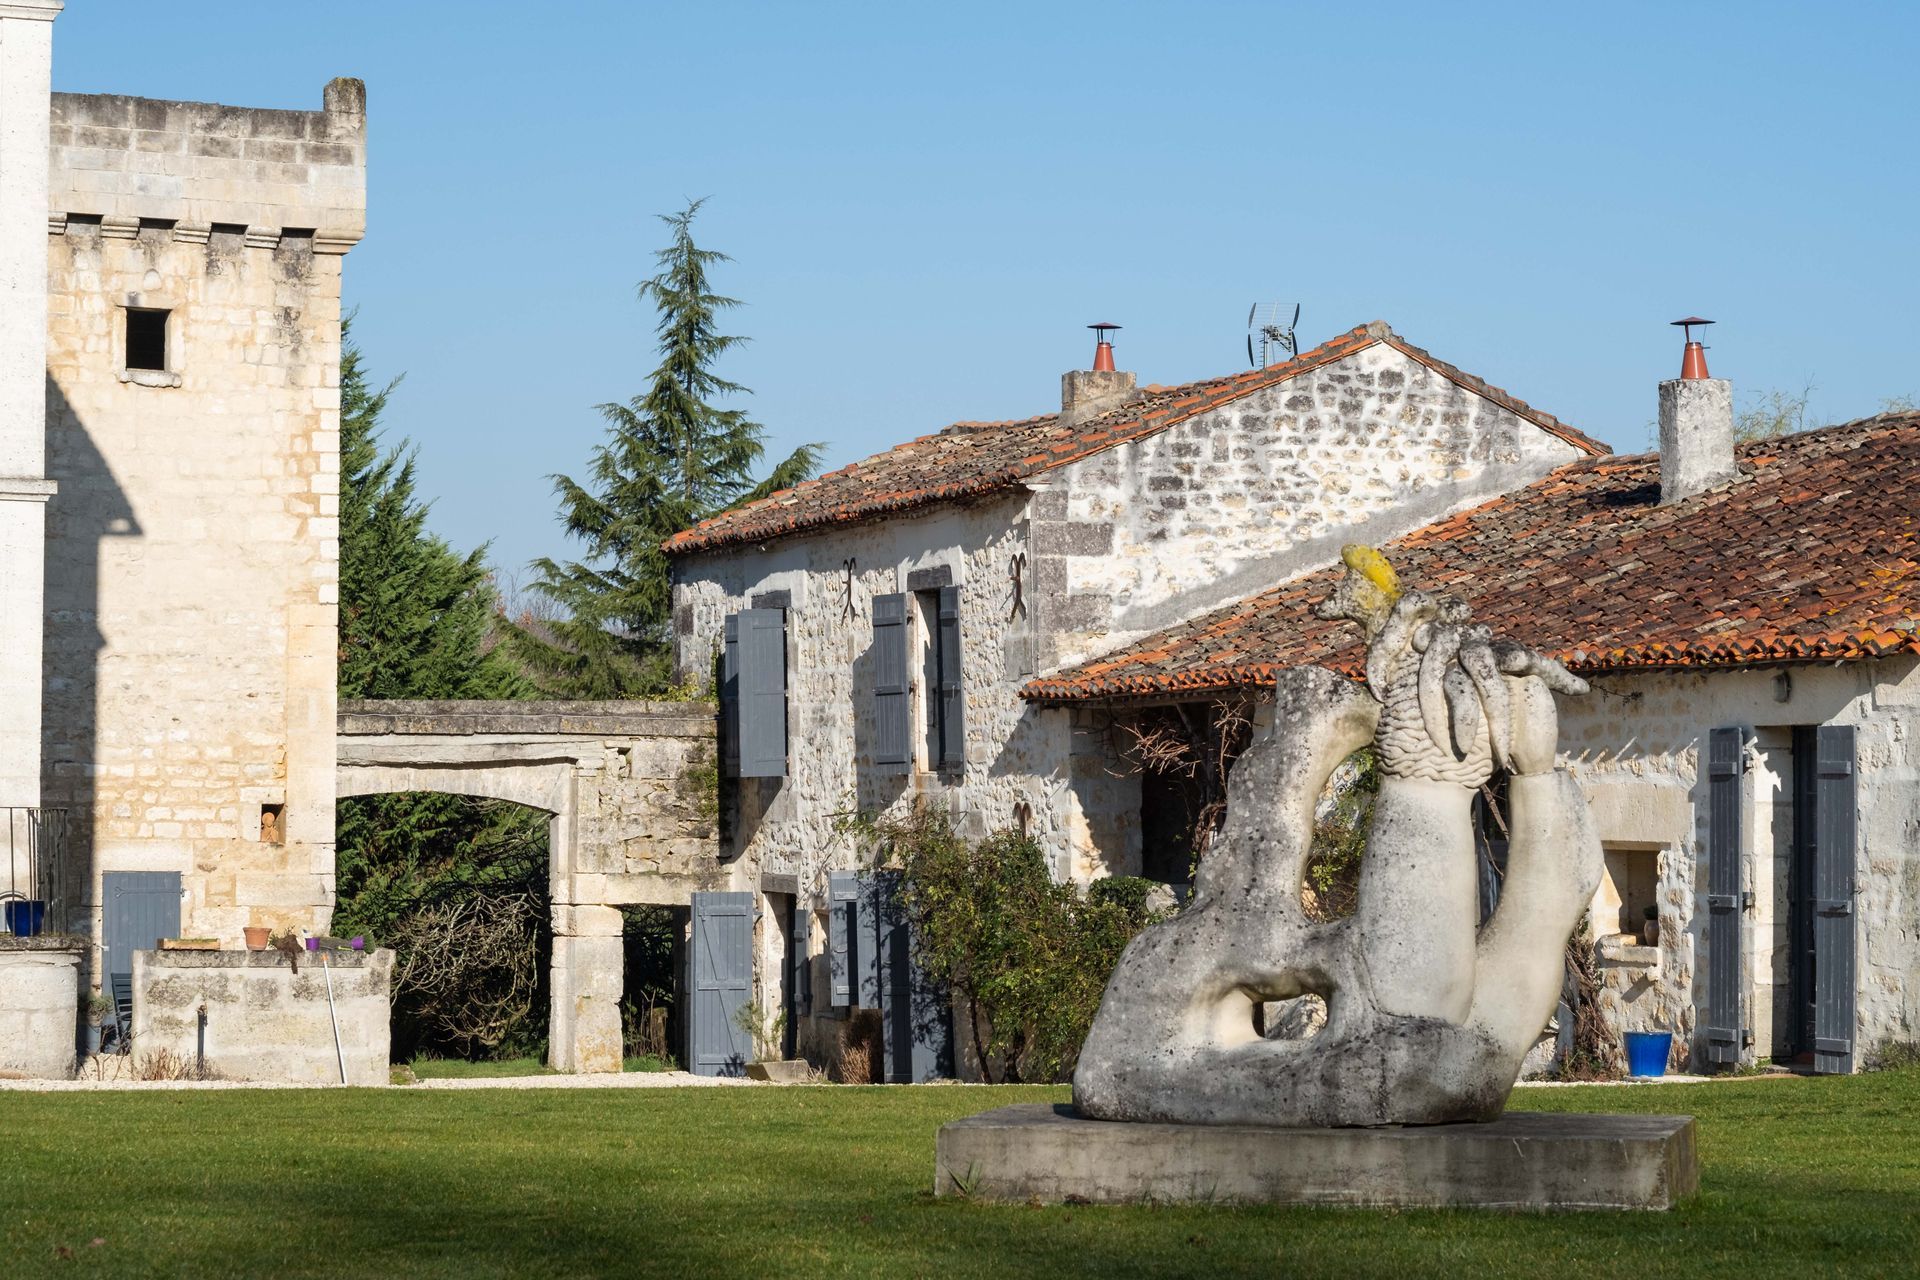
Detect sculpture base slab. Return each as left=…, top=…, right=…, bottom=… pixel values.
left=935, top=1104, right=1696, bottom=1211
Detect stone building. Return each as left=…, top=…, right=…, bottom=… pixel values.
left=666, top=322, right=1609, bottom=1068
left=1, top=1, right=363, bottom=981
left=1029, top=386, right=1920, bottom=1076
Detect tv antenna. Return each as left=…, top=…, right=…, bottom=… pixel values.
left=1246, top=303, right=1300, bottom=369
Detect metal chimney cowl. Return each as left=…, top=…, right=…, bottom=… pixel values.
left=1061, top=323, right=1141, bottom=427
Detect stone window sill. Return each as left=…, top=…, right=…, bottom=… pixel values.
left=118, top=368, right=182, bottom=388
left=1598, top=934, right=1662, bottom=972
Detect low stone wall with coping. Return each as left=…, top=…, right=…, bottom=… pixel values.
left=131, top=947, right=392, bottom=1085
left=0, top=937, right=82, bottom=1078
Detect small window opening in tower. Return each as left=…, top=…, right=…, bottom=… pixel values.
left=126, top=308, right=169, bottom=371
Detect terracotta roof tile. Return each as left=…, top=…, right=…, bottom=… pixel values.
left=1023, top=413, right=1920, bottom=701
left=663, top=322, right=1607, bottom=556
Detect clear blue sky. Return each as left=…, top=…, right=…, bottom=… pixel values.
left=53, top=1, right=1920, bottom=584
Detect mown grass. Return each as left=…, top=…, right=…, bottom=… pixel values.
left=2, top=1072, right=1917, bottom=1278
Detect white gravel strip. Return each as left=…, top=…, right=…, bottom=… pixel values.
left=0, top=1070, right=773, bottom=1092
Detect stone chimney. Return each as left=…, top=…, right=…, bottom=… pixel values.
left=1658, top=318, right=1735, bottom=504
left=1060, top=323, right=1141, bottom=427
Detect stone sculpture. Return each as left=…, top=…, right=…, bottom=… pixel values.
left=1073, top=547, right=1604, bottom=1127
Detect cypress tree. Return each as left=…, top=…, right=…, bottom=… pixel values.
left=515, top=199, right=822, bottom=695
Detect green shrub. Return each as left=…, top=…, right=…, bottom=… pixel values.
left=849, top=805, right=1166, bottom=1084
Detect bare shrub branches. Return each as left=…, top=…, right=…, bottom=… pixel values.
left=391, top=892, right=541, bottom=1056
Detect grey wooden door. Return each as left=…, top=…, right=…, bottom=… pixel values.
left=1811, top=725, right=1857, bottom=1074
left=102, top=871, right=181, bottom=979
left=869, top=871, right=952, bottom=1083
left=1702, top=727, right=1746, bottom=1066
left=687, top=891, right=753, bottom=1077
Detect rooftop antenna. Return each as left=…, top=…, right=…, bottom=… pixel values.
left=1246, top=303, right=1300, bottom=369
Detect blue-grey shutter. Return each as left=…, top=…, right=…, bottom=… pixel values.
left=1812, top=724, right=1857, bottom=1075
left=102, top=871, right=182, bottom=978
left=870, top=870, right=953, bottom=1082
left=872, top=593, right=911, bottom=775
left=737, top=608, right=788, bottom=778
left=828, top=872, right=858, bottom=1007
left=790, top=896, right=812, bottom=1019
left=1703, top=726, right=1747, bottom=1066
left=854, top=873, right=883, bottom=1011
left=687, top=891, right=754, bottom=1077
left=720, top=614, right=740, bottom=777
left=937, top=585, right=965, bottom=771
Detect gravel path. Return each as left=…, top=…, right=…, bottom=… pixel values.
left=0, top=1070, right=773, bottom=1092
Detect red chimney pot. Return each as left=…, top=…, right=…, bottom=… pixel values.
left=1088, top=322, right=1120, bottom=372
left=1671, top=317, right=1714, bottom=380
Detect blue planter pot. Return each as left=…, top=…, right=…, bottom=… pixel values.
left=4, top=899, right=46, bottom=937
left=1624, top=1030, right=1672, bottom=1078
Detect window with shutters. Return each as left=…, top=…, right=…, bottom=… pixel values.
left=722, top=608, right=789, bottom=778
left=871, top=588, right=962, bottom=776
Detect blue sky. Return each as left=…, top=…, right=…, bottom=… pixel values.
left=53, top=2, right=1919, bottom=583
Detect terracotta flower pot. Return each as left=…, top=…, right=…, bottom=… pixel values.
left=243, top=925, right=272, bottom=951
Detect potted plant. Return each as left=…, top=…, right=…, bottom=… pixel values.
left=83, top=992, right=114, bottom=1056
left=243, top=924, right=271, bottom=951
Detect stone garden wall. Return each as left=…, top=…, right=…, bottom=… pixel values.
left=0, top=938, right=82, bottom=1078
left=132, top=947, right=391, bottom=1085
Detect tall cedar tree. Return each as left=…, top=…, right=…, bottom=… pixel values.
left=335, top=326, right=547, bottom=1055
left=516, top=199, right=822, bottom=695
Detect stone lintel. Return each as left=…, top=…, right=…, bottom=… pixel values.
left=935, top=1104, right=1698, bottom=1211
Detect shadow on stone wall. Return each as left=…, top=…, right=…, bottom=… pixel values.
left=41, top=373, right=141, bottom=943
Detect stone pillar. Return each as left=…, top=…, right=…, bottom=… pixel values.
left=0, top=939, right=81, bottom=1078
left=549, top=903, right=624, bottom=1073
left=0, top=1, right=61, bottom=812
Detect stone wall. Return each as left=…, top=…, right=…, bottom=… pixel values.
left=1034, top=341, right=1587, bottom=670
left=1559, top=658, right=1920, bottom=1070
left=40, top=83, right=364, bottom=959
left=132, top=947, right=392, bottom=1085
left=0, top=2, right=60, bottom=811
left=0, top=938, right=82, bottom=1079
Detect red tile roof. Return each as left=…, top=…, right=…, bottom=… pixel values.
left=1023, top=413, right=1920, bottom=702
left=663, top=322, right=1607, bottom=556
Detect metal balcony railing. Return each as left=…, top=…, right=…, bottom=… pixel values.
left=3, top=807, right=70, bottom=937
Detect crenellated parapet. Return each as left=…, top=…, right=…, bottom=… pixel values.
left=47, top=78, right=365, bottom=254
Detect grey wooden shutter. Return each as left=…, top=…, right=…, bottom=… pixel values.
left=737, top=608, right=788, bottom=778
left=720, top=613, right=740, bottom=777
left=937, top=585, right=965, bottom=771
left=854, top=873, right=884, bottom=1011
left=872, top=870, right=953, bottom=1083
left=790, top=896, right=812, bottom=1019
left=687, top=891, right=754, bottom=1077
left=102, top=872, right=182, bottom=979
left=828, top=872, right=858, bottom=1007
left=872, top=593, right=911, bottom=775
left=1812, top=724, right=1857, bottom=1075
left=1703, top=726, right=1747, bottom=1066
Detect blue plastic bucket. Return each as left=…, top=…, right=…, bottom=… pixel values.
left=4, top=899, right=47, bottom=937
left=1624, top=1031, right=1672, bottom=1078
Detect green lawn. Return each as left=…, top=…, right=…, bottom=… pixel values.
left=3, top=1073, right=1917, bottom=1278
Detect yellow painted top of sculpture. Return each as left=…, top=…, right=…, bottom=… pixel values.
left=1339, top=544, right=1401, bottom=604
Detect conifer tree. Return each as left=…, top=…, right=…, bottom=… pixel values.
left=515, top=199, right=821, bottom=695
left=334, top=326, right=545, bottom=1057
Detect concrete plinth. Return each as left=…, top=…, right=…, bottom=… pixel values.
left=0, top=940, right=83, bottom=1079
left=935, top=1104, right=1697, bottom=1211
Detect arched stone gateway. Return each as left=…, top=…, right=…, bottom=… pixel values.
left=337, top=701, right=723, bottom=1072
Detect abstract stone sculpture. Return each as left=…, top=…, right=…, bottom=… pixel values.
left=1073, top=547, right=1604, bottom=1127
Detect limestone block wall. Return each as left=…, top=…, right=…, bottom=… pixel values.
left=0, top=939, right=82, bottom=1079
left=1558, top=658, right=1920, bottom=1069
left=131, top=947, right=392, bottom=1085
left=1035, top=342, right=1587, bottom=670
left=41, top=83, right=364, bottom=956
left=0, top=2, right=59, bottom=810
